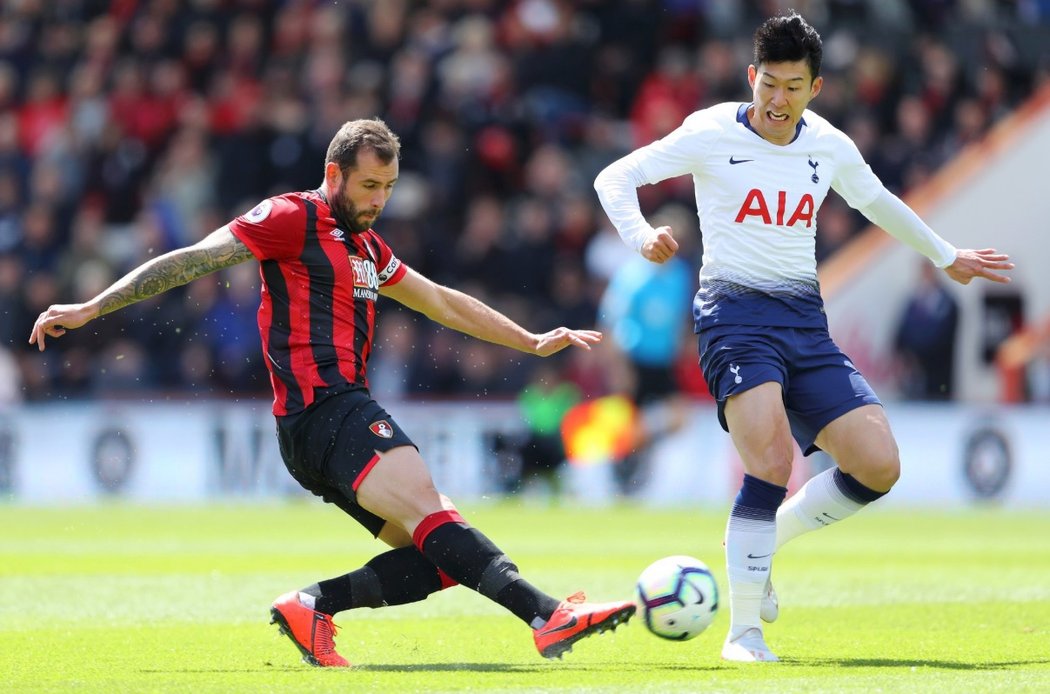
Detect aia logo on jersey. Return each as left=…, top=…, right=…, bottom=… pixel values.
left=369, top=420, right=394, bottom=439
left=735, top=189, right=815, bottom=228
left=349, top=256, right=380, bottom=300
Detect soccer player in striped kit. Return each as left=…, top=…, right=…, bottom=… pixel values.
left=594, top=12, right=1012, bottom=661
left=30, top=118, right=634, bottom=667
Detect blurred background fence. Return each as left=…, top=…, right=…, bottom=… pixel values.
left=2, top=0, right=1049, bottom=506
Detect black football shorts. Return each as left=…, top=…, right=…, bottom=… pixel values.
left=276, top=387, right=417, bottom=537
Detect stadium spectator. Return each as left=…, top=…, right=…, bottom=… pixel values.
left=597, top=210, right=694, bottom=495
left=593, top=11, right=1013, bottom=663
left=1, top=2, right=1047, bottom=400
left=0, top=345, right=18, bottom=406
left=893, top=260, right=960, bottom=400
left=29, top=118, right=634, bottom=668
left=0, top=252, right=24, bottom=347
left=500, top=360, right=581, bottom=497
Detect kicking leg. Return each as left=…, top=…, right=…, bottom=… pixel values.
left=776, top=405, right=899, bottom=550
left=356, top=445, right=634, bottom=658
left=760, top=405, right=899, bottom=627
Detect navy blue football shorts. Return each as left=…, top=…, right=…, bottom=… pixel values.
left=698, top=324, right=881, bottom=455
left=276, top=387, right=417, bottom=537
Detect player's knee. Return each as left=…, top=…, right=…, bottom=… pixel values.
left=750, top=454, right=794, bottom=487
left=865, top=444, right=901, bottom=492
left=879, top=452, right=901, bottom=489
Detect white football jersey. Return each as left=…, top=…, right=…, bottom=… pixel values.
left=597, top=102, right=884, bottom=329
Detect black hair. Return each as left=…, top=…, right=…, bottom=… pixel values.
left=325, top=118, right=401, bottom=173
left=753, top=11, right=823, bottom=80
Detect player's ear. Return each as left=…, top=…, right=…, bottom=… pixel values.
left=809, top=75, right=823, bottom=99
left=324, top=161, right=343, bottom=190
left=747, top=64, right=758, bottom=89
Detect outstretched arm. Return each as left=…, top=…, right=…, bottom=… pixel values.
left=380, top=267, right=601, bottom=356
left=29, top=225, right=253, bottom=351
left=859, top=189, right=1013, bottom=284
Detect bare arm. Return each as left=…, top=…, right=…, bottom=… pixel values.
left=380, top=266, right=601, bottom=356
left=29, top=225, right=253, bottom=351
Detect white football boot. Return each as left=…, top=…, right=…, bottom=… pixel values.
left=721, top=627, right=779, bottom=662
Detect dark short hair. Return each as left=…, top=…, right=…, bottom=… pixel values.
left=325, top=118, right=401, bottom=172
left=753, top=11, right=823, bottom=80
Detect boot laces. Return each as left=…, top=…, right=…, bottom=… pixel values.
left=314, top=615, right=340, bottom=655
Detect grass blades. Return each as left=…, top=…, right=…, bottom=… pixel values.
left=1, top=502, right=1048, bottom=693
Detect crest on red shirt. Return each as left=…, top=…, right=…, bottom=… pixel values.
left=369, top=420, right=394, bottom=439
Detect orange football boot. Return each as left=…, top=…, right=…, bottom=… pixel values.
left=269, top=591, right=350, bottom=667
left=533, top=591, right=636, bottom=659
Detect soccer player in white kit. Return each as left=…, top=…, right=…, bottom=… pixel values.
left=594, top=12, right=1013, bottom=662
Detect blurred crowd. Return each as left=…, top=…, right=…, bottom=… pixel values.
left=1, top=0, right=1049, bottom=406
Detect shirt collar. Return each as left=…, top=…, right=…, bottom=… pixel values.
left=736, top=103, right=807, bottom=144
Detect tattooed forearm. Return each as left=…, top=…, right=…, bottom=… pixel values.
left=96, top=228, right=254, bottom=317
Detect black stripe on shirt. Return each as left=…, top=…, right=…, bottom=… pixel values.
left=301, top=198, right=343, bottom=388
left=261, top=259, right=304, bottom=413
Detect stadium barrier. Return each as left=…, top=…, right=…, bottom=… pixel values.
left=2, top=401, right=1048, bottom=507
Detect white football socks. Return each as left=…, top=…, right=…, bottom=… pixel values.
left=725, top=508, right=777, bottom=635
left=775, top=467, right=866, bottom=551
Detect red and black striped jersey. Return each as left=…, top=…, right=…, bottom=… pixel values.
left=229, top=189, right=407, bottom=415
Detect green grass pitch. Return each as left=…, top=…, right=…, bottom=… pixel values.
left=2, top=501, right=1048, bottom=693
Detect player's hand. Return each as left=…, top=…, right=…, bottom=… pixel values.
left=943, top=248, right=1014, bottom=285
left=640, top=226, right=679, bottom=264
left=532, top=328, right=602, bottom=357
left=29, top=302, right=98, bottom=351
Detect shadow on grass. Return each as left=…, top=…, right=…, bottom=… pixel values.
left=140, top=661, right=734, bottom=674
left=142, top=659, right=1050, bottom=674
left=355, top=662, right=732, bottom=674
left=787, top=657, right=1050, bottom=670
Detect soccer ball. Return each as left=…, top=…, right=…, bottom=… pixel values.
left=635, top=555, right=719, bottom=641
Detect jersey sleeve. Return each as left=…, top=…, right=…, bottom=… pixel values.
left=364, top=231, right=408, bottom=286
left=631, top=109, right=722, bottom=183
left=228, top=195, right=305, bottom=260
left=594, top=109, right=721, bottom=252
left=829, top=133, right=884, bottom=210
